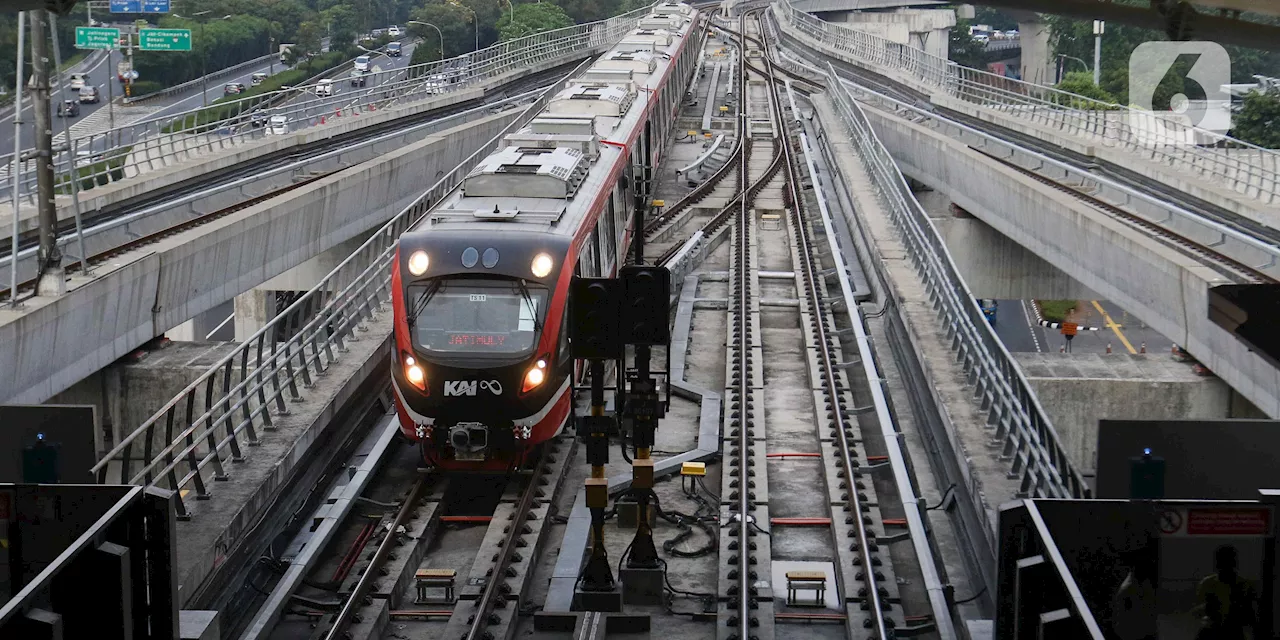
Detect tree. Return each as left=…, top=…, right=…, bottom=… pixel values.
left=1232, top=89, right=1280, bottom=148
left=294, top=20, right=323, bottom=57
left=410, top=3, right=477, bottom=56
left=320, top=3, right=361, bottom=48
left=973, top=6, right=1017, bottom=31
left=497, top=2, right=574, bottom=41
left=949, top=19, right=984, bottom=68
left=1055, top=71, right=1117, bottom=106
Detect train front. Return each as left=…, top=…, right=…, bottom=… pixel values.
left=391, top=231, right=573, bottom=470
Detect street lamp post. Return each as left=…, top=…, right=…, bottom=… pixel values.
left=1092, top=20, right=1105, bottom=86
left=1056, top=54, right=1089, bottom=84
left=408, top=20, right=446, bottom=60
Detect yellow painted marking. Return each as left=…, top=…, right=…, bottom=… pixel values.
left=180, top=489, right=191, bottom=499
left=1092, top=300, right=1136, bottom=354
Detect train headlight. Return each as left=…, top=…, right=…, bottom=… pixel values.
left=530, top=253, right=554, bottom=278
left=408, top=250, right=430, bottom=276
left=521, top=359, right=547, bottom=393
left=403, top=353, right=427, bottom=391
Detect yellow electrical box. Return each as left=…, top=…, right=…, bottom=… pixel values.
left=719, top=106, right=729, bottom=113
left=681, top=462, right=707, bottom=476
left=652, top=200, right=665, bottom=207
left=687, top=130, right=697, bottom=137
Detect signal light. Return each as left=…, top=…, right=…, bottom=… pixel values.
left=570, top=277, right=622, bottom=359
left=620, top=265, right=671, bottom=346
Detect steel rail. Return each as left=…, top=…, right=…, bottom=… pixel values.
left=745, top=10, right=891, bottom=636
left=321, top=473, right=431, bottom=640
left=732, top=14, right=752, bottom=637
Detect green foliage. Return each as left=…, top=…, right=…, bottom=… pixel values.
left=1048, top=14, right=1280, bottom=111
left=972, top=7, right=1017, bottom=31
left=1231, top=89, right=1280, bottom=148
left=1055, top=71, right=1117, bottom=106
left=1037, top=300, right=1077, bottom=323
left=949, top=19, right=985, bottom=68
left=131, top=14, right=274, bottom=90
left=411, top=39, right=442, bottom=65
left=128, top=80, right=165, bottom=96
left=497, top=2, right=575, bottom=42
left=59, top=147, right=132, bottom=194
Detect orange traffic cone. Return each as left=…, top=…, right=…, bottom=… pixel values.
left=1106, top=343, right=1112, bottom=354
left=1140, top=342, right=1146, bottom=353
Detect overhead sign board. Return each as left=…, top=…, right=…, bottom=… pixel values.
left=109, top=0, right=170, bottom=13
left=139, top=28, right=192, bottom=52
left=74, top=26, right=120, bottom=50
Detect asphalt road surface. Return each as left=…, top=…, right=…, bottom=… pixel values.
left=991, top=298, right=1175, bottom=355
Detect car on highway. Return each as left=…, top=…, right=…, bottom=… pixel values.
left=973, top=34, right=990, bottom=44
left=57, top=100, right=80, bottom=118
left=69, top=73, right=88, bottom=90
left=387, top=41, right=402, bottom=57
left=354, top=55, right=371, bottom=73
left=315, top=78, right=335, bottom=97
left=224, top=82, right=247, bottom=96
left=78, top=85, right=100, bottom=103
left=251, top=72, right=269, bottom=86
left=266, top=115, right=289, bottom=136
left=388, top=25, right=402, bottom=37
left=350, top=70, right=368, bottom=87
left=1004, top=29, right=1019, bottom=38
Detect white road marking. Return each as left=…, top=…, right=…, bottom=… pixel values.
left=1019, top=299, right=1043, bottom=352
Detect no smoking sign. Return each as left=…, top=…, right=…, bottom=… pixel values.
left=1159, top=508, right=1183, bottom=534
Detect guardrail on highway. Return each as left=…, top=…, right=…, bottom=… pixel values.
left=824, top=61, right=1091, bottom=501
left=6, top=5, right=652, bottom=202
left=773, top=0, right=1280, bottom=206
left=89, top=63, right=585, bottom=519
left=123, top=51, right=283, bottom=104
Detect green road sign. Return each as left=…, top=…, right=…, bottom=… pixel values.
left=75, top=27, right=120, bottom=50
left=139, top=28, right=192, bottom=51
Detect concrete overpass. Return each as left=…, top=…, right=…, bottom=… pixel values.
left=0, top=11, right=652, bottom=405
left=771, top=0, right=1280, bottom=418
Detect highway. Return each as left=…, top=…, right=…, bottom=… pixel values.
left=992, top=298, right=1175, bottom=355
left=0, top=39, right=417, bottom=183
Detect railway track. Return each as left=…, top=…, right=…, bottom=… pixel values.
left=0, top=70, right=568, bottom=304
left=250, top=434, right=576, bottom=640
left=711, top=12, right=910, bottom=639
left=770, top=22, right=1280, bottom=286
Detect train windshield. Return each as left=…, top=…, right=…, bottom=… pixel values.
left=409, top=277, right=548, bottom=356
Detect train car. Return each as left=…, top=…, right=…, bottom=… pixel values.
left=390, top=2, right=705, bottom=471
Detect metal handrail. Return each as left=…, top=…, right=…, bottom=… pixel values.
left=90, top=62, right=585, bottom=519
left=824, top=62, right=1090, bottom=500
left=4, top=5, right=653, bottom=201
left=841, top=78, right=1280, bottom=280
left=772, top=0, right=1280, bottom=206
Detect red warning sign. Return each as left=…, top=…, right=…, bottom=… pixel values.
left=1187, top=508, right=1271, bottom=536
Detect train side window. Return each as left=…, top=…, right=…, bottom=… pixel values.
left=558, top=306, right=571, bottom=364
left=591, top=229, right=601, bottom=276
left=602, top=202, right=616, bottom=271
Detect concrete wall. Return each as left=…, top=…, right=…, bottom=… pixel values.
left=47, top=341, right=241, bottom=462
left=0, top=109, right=525, bottom=405
left=1016, top=16, right=1055, bottom=85
left=929, top=208, right=1098, bottom=300
left=857, top=103, right=1280, bottom=418
left=1017, top=353, right=1233, bottom=477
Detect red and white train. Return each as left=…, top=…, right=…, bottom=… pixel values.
left=390, top=2, right=705, bottom=471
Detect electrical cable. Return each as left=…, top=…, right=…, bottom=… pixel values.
left=953, top=586, right=987, bottom=605
left=927, top=483, right=957, bottom=511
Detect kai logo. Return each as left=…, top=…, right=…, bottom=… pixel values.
left=443, top=380, right=503, bottom=397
